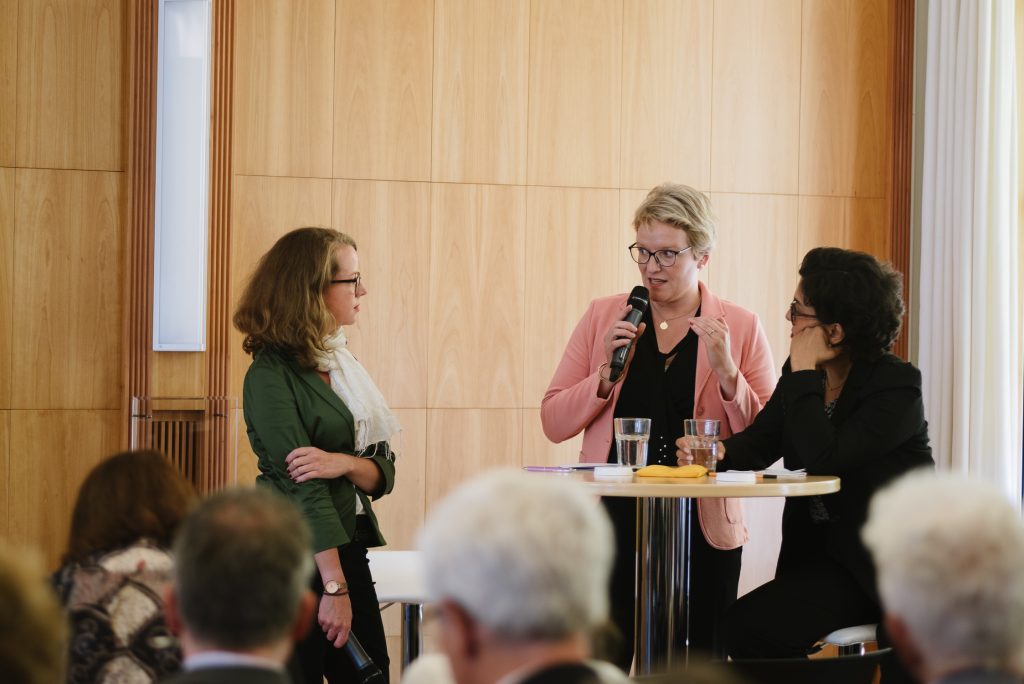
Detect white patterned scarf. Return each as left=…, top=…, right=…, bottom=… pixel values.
left=314, top=328, right=401, bottom=453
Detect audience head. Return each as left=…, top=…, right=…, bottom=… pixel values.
left=233, top=226, right=358, bottom=368
left=419, top=468, right=614, bottom=649
left=863, top=471, right=1024, bottom=680
left=795, top=247, right=904, bottom=360
left=0, top=544, right=66, bottom=683
left=167, top=487, right=315, bottom=654
left=64, top=449, right=197, bottom=564
left=633, top=183, right=717, bottom=256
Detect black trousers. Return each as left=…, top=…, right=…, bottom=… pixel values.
left=603, top=497, right=742, bottom=670
left=724, top=553, right=879, bottom=659
left=290, top=526, right=390, bottom=684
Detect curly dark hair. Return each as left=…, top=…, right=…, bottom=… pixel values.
left=799, top=247, right=904, bottom=360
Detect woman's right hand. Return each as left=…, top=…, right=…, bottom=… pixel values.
left=676, top=437, right=726, bottom=466
left=319, top=593, right=353, bottom=648
left=603, top=304, right=644, bottom=365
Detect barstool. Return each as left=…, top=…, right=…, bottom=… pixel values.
left=367, top=550, right=429, bottom=668
left=819, top=623, right=878, bottom=656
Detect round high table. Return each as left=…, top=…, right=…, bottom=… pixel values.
left=539, top=471, right=841, bottom=675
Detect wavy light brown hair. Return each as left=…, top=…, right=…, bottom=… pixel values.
left=64, top=450, right=197, bottom=563
left=233, top=227, right=357, bottom=369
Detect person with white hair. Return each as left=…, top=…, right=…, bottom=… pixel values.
left=416, top=469, right=627, bottom=684
left=862, top=471, right=1024, bottom=684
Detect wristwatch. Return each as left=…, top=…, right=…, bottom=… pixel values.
left=323, top=580, right=349, bottom=596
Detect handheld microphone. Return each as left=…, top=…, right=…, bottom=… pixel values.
left=608, top=285, right=650, bottom=382
left=343, top=633, right=386, bottom=683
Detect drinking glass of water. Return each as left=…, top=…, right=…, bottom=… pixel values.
left=614, top=418, right=651, bottom=467
left=683, top=419, right=721, bottom=472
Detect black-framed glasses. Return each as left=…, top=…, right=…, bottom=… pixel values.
left=330, top=273, right=361, bottom=289
left=628, top=243, right=693, bottom=267
left=789, top=300, right=817, bottom=322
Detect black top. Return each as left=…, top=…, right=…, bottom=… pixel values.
left=610, top=306, right=700, bottom=466
left=720, top=353, right=933, bottom=601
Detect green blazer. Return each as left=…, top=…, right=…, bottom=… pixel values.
left=242, top=348, right=396, bottom=553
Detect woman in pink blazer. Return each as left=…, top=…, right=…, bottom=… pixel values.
left=541, top=184, right=776, bottom=665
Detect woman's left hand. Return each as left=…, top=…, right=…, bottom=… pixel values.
left=286, top=447, right=352, bottom=483
left=690, top=316, right=739, bottom=399
left=789, top=325, right=840, bottom=371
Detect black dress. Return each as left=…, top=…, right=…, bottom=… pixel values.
left=603, top=307, right=742, bottom=667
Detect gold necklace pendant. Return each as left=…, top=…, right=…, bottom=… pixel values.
left=659, top=320, right=669, bottom=331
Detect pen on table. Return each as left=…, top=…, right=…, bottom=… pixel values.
left=524, top=465, right=573, bottom=473
left=761, top=473, right=778, bottom=479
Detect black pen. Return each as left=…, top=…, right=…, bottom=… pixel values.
left=761, top=473, right=778, bottom=479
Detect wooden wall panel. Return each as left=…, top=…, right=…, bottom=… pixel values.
left=710, top=0, right=801, bottom=194
left=13, top=170, right=123, bottom=410
left=0, top=168, right=11, bottom=408
left=431, top=0, right=529, bottom=185
left=0, top=0, right=15, bottom=167
left=523, top=187, right=621, bottom=407
left=228, top=175, right=332, bottom=399
left=428, top=184, right=525, bottom=408
left=621, top=0, right=713, bottom=191
left=333, top=0, right=433, bottom=181
left=798, top=196, right=889, bottom=259
left=233, top=0, right=334, bottom=178
left=527, top=0, right=622, bottom=188
left=522, top=408, right=583, bottom=467
left=8, top=409, right=121, bottom=569
left=16, top=0, right=124, bottom=171
left=369, top=408, right=426, bottom=550
left=150, top=353, right=206, bottom=399
left=618, top=188, right=650, bottom=293
left=334, top=180, right=431, bottom=409
left=0, top=411, right=8, bottom=538
left=799, top=0, right=889, bottom=197
left=709, top=193, right=799, bottom=368
left=424, top=409, right=522, bottom=510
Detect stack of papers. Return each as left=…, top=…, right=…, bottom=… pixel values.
left=714, top=470, right=757, bottom=483
left=759, top=468, right=807, bottom=479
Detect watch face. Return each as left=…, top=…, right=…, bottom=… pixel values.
left=325, top=581, right=341, bottom=594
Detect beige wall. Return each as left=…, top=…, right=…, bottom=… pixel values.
left=0, top=0, right=127, bottom=566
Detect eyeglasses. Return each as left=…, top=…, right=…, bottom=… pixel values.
left=789, top=300, right=817, bottom=322
left=628, top=243, right=693, bottom=267
left=330, top=273, right=361, bottom=289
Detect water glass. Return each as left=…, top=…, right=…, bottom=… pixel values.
left=683, top=419, right=721, bottom=472
left=614, top=417, right=650, bottom=467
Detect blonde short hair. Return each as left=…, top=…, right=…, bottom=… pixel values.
left=0, top=545, right=66, bottom=683
left=633, top=183, right=716, bottom=255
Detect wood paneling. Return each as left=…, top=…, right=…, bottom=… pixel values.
left=888, top=0, right=914, bottom=359
left=229, top=175, right=332, bottom=399
left=527, top=0, right=622, bottom=188
left=800, top=0, right=889, bottom=197
left=618, top=189, right=650, bottom=293
left=8, top=409, right=122, bottom=569
left=0, top=0, right=15, bottom=167
left=16, top=0, right=124, bottom=170
left=798, top=196, right=888, bottom=259
left=333, top=0, right=433, bottom=181
left=431, top=0, right=529, bottom=185
left=523, top=187, right=621, bottom=407
left=621, top=0, right=713, bottom=191
left=0, top=168, right=12, bottom=408
left=522, top=408, right=583, bottom=467
left=710, top=193, right=799, bottom=367
left=233, top=0, right=334, bottom=178
left=428, top=184, right=525, bottom=408
left=369, top=408, right=426, bottom=550
left=710, top=0, right=801, bottom=194
left=0, top=411, right=8, bottom=538
left=150, top=353, right=206, bottom=399
left=334, top=181, right=431, bottom=408
left=424, top=409, right=522, bottom=510
left=13, top=169, right=123, bottom=410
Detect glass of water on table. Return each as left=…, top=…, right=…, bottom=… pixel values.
left=614, top=418, right=651, bottom=467
left=683, top=418, right=721, bottom=472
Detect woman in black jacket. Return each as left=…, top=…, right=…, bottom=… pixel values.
left=678, top=247, right=933, bottom=658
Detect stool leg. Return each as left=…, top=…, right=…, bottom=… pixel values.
left=401, top=603, right=423, bottom=667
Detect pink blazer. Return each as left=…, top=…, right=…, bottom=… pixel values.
left=540, top=281, right=777, bottom=549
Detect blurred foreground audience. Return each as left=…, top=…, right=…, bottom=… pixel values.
left=163, top=487, right=315, bottom=684
left=54, top=450, right=197, bottom=683
left=863, top=472, right=1024, bottom=684
left=415, top=469, right=627, bottom=684
left=0, top=544, right=66, bottom=683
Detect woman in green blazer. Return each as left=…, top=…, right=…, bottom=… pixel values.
left=234, top=227, right=400, bottom=684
